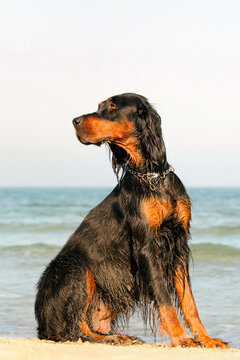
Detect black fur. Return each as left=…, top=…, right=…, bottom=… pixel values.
left=35, top=93, right=192, bottom=343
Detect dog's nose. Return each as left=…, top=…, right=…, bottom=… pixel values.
left=72, top=117, right=82, bottom=127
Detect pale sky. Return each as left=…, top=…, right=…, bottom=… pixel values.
left=0, top=0, right=239, bottom=187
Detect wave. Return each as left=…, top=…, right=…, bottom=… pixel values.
left=1, top=222, right=239, bottom=236
left=1, top=242, right=240, bottom=264
left=191, top=243, right=240, bottom=262
left=0, top=242, right=60, bottom=256
left=0, top=223, right=75, bottom=232
left=192, top=225, right=240, bottom=236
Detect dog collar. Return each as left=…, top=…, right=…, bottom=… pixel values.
left=125, top=165, right=175, bottom=191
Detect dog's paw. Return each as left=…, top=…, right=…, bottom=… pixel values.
left=196, top=336, right=229, bottom=349
left=171, top=337, right=198, bottom=348
left=103, top=334, right=144, bottom=345
left=126, top=335, right=145, bottom=345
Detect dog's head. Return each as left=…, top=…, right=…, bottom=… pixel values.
left=73, top=93, right=167, bottom=172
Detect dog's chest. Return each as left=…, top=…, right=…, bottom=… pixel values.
left=141, top=197, right=171, bottom=229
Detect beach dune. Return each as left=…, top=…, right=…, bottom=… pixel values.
left=0, top=338, right=240, bottom=360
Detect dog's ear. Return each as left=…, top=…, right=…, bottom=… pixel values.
left=137, top=101, right=162, bottom=128
left=136, top=102, right=161, bottom=132
left=136, top=101, right=166, bottom=169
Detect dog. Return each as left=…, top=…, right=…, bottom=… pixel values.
left=35, top=93, right=227, bottom=347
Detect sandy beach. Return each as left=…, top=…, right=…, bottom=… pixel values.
left=1, top=338, right=240, bottom=360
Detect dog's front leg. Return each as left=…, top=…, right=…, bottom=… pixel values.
left=159, top=304, right=197, bottom=347
left=174, top=268, right=228, bottom=348
left=138, top=244, right=196, bottom=347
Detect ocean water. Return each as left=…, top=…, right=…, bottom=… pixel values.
left=0, top=187, right=239, bottom=348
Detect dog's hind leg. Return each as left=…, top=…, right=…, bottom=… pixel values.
left=79, top=318, right=143, bottom=345
left=79, top=269, right=144, bottom=345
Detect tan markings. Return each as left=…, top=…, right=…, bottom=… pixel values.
left=78, top=116, right=143, bottom=166
left=91, top=300, right=115, bottom=333
left=174, top=200, right=191, bottom=232
left=79, top=318, right=134, bottom=343
left=142, top=197, right=191, bottom=231
left=159, top=304, right=196, bottom=347
left=114, top=136, right=142, bottom=166
left=80, top=270, right=136, bottom=343
left=79, top=269, right=98, bottom=339
left=84, top=269, right=96, bottom=314
left=141, top=197, right=171, bottom=229
left=175, top=270, right=200, bottom=331
left=79, top=319, right=107, bottom=341
left=174, top=267, right=227, bottom=348
left=81, top=276, right=114, bottom=339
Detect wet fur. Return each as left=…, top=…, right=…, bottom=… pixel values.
left=35, top=93, right=192, bottom=343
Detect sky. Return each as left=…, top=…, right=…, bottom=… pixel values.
left=0, top=0, right=239, bottom=187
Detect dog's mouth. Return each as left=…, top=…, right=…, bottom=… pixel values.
left=77, top=135, right=91, bottom=145
left=76, top=134, right=107, bottom=147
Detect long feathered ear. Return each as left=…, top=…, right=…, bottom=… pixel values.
left=135, top=101, right=167, bottom=171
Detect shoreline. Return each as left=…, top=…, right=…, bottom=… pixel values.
left=1, top=338, right=240, bottom=360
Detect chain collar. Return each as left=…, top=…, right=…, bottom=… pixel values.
left=125, top=164, right=175, bottom=191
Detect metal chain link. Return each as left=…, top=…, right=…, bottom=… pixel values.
left=126, top=165, right=175, bottom=191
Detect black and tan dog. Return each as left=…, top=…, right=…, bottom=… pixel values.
left=35, top=93, right=227, bottom=348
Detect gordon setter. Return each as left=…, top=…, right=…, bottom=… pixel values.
left=35, top=93, right=227, bottom=348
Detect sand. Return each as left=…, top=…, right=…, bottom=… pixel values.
left=0, top=338, right=240, bottom=360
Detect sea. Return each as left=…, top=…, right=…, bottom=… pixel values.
left=0, top=187, right=239, bottom=348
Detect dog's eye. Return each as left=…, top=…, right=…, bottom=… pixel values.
left=111, top=104, right=118, bottom=110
